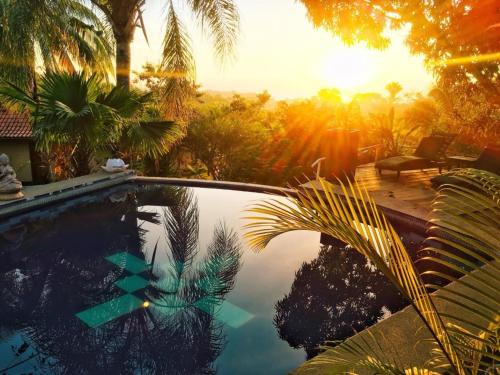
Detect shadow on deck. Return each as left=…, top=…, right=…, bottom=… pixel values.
left=301, top=163, right=440, bottom=221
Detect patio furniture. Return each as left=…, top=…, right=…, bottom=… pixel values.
left=446, top=144, right=500, bottom=174
left=446, top=155, right=478, bottom=168
left=375, top=135, right=455, bottom=179
left=359, top=143, right=383, bottom=163
left=432, top=144, right=500, bottom=188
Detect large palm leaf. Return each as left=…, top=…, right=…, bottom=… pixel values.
left=32, top=72, right=119, bottom=153
left=245, top=176, right=499, bottom=374
left=0, top=72, right=115, bottom=153
left=296, top=328, right=442, bottom=374
left=246, top=171, right=499, bottom=373
left=421, top=169, right=499, bottom=373
left=121, top=120, right=185, bottom=160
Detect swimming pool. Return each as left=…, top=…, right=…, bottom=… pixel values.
left=0, top=183, right=425, bottom=374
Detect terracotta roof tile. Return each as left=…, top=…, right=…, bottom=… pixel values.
left=0, top=107, right=32, bottom=139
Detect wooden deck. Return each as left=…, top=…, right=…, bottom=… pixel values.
left=302, top=163, right=440, bottom=221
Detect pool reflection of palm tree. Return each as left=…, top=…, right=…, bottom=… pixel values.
left=149, top=189, right=241, bottom=314
left=0, top=185, right=241, bottom=374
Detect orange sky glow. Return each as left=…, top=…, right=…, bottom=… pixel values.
left=131, top=0, right=435, bottom=99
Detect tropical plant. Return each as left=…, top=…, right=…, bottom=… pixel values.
left=134, top=62, right=202, bottom=119
left=90, top=0, right=239, bottom=91
left=372, top=84, right=438, bottom=157
left=429, top=86, right=499, bottom=147
left=403, top=97, right=440, bottom=132
left=262, top=95, right=364, bottom=184
left=370, top=109, right=427, bottom=158
left=0, top=0, right=113, bottom=90
left=245, top=169, right=499, bottom=374
left=184, top=93, right=274, bottom=181
left=385, top=82, right=403, bottom=103
left=0, top=71, right=182, bottom=176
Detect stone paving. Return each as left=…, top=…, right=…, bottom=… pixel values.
left=0, top=170, right=135, bottom=219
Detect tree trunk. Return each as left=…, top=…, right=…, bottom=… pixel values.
left=93, top=1, right=137, bottom=89
left=72, top=140, right=93, bottom=177
left=115, top=34, right=132, bottom=90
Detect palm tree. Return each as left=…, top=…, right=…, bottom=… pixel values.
left=245, top=169, right=499, bottom=374
left=385, top=82, right=403, bottom=103
left=89, top=0, right=239, bottom=90
left=0, top=71, right=182, bottom=176
left=0, top=0, right=113, bottom=90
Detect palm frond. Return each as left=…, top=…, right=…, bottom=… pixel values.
left=299, top=328, right=441, bottom=375
left=162, top=188, right=200, bottom=275
left=160, top=1, right=196, bottom=114
left=97, top=87, right=150, bottom=118
left=187, top=0, right=239, bottom=59
left=244, top=178, right=465, bottom=374
left=421, top=169, right=500, bottom=372
left=162, top=1, right=195, bottom=81
left=200, top=223, right=241, bottom=296
left=0, top=0, right=114, bottom=89
left=123, top=120, right=185, bottom=160
left=0, top=80, right=38, bottom=109
left=0, top=0, right=36, bottom=87
left=188, top=223, right=241, bottom=306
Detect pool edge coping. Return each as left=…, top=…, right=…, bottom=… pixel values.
left=0, top=171, right=136, bottom=221
left=1, top=174, right=429, bottom=232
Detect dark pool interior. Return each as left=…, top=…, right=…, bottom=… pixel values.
left=0, top=184, right=430, bottom=374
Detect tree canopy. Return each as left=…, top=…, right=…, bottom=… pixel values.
left=275, top=239, right=406, bottom=358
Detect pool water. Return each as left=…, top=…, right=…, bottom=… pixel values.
left=0, top=184, right=425, bottom=374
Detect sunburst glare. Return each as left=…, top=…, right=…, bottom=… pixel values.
left=322, top=48, right=377, bottom=93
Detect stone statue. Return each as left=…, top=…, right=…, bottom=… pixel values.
left=0, top=153, right=24, bottom=199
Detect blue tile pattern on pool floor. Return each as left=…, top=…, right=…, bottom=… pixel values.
left=76, top=294, right=144, bottom=328
left=105, top=252, right=152, bottom=274
left=75, top=251, right=254, bottom=329
left=115, top=274, right=150, bottom=293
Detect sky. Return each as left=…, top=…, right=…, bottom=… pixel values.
left=131, top=0, right=435, bottom=100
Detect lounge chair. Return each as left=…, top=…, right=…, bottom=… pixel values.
left=375, top=135, right=454, bottom=178
left=469, top=144, right=500, bottom=174
left=431, top=144, right=500, bottom=188
left=445, top=144, right=500, bottom=174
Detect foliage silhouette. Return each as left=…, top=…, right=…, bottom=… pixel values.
left=275, top=237, right=406, bottom=359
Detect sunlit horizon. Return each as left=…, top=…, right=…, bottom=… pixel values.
left=130, top=0, right=434, bottom=100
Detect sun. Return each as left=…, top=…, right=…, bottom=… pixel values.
left=323, top=47, right=376, bottom=92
